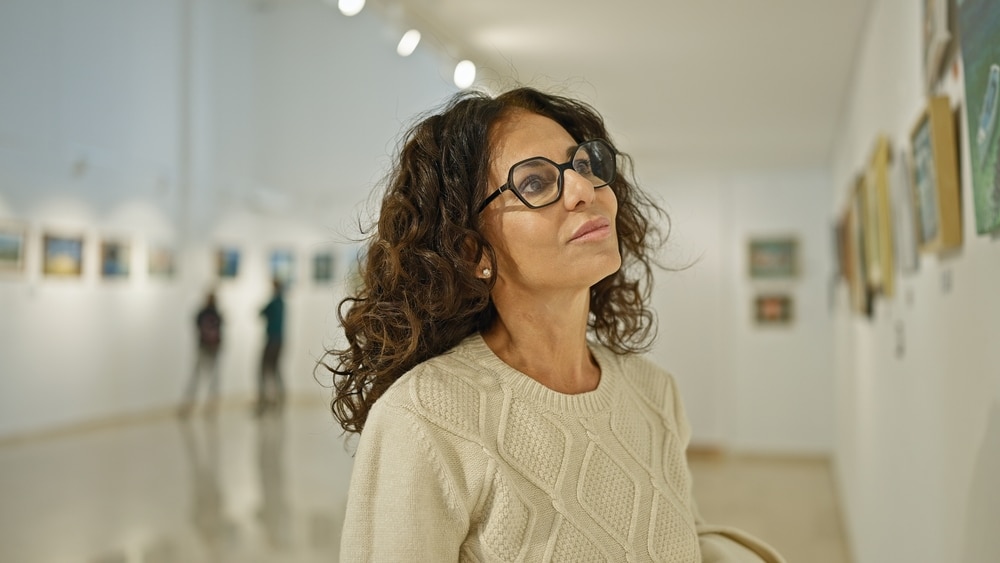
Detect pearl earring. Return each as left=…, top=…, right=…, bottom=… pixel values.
left=482, top=268, right=491, bottom=277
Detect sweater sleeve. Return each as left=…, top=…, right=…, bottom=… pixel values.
left=339, top=402, right=471, bottom=562
left=694, top=505, right=787, bottom=563
left=662, top=370, right=787, bottom=563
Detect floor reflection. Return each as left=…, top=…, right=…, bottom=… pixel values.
left=255, top=412, right=291, bottom=551
left=1, top=401, right=848, bottom=562
left=0, top=400, right=353, bottom=563
left=178, top=416, right=237, bottom=559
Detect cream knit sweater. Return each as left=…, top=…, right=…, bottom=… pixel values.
left=340, top=335, right=786, bottom=562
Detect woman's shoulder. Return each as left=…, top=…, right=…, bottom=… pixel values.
left=373, top=335, right=498, bottom=440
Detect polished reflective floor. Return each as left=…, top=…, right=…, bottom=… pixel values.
left=0, top=400, right=850, bottom=563
left=689, top=452, right=852, bottom=563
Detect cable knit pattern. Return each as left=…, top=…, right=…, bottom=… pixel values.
left=339, top=334, right=786, bottom=562
left=663, top=430, right=693, bottom=505
left=480, top=471, right=531, bottom=560
left=413, top=367, right=482, bottom=437
left=551, top=517, right=607, bottom=561
left=578, top=441, right=638, bottom=543
left=498, top=397, right=567, bottom=491
left=611, top=401, right=655, bottom=468
left=651, top=491, right=702, bottom=562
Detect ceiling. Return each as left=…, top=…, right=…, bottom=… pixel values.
left=369, top=0, right=873, bottom=171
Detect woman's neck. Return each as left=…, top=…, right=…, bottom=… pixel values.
left=482, top=289, right=600, bottom=394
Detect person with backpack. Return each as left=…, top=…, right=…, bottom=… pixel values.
left=180, top=291, right=223, bottom=417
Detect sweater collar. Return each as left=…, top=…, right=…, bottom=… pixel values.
left=457, top=333, right=619, bottom=415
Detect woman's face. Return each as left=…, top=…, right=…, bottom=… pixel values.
left=480, top=111, right=621, bottom=296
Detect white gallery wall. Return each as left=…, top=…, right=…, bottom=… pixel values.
left=0, top=0, right=456, bottom=438
left=0, top=0, right=837, bottom=467
left=642, top=165, right=834, bottom=453
left=830, top=1, right=1000, bottom=562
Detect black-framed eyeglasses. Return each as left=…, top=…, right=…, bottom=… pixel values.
left=477, top=139, right=618, bottom=213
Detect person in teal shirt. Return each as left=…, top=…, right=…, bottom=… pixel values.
left=257, top=279, right=285, bottom=415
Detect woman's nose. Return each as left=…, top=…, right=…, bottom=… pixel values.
left=561, top=169, right=597, bottom=210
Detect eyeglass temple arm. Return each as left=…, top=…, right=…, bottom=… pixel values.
left=477, top=188, right=505, bottom=213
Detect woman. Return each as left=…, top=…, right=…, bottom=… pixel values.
left=327, top=87, right=785, bottom=562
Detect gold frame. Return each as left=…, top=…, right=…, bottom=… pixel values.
left=864, top=136, right=895, bottom=297
left=909, top=96, right=962, bottom=254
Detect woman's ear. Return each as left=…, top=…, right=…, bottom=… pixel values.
left=476, top=261, right=492, bottom=279
left=461, top=234, right=490, bottom=279
left=463, top=236, right=494, bottom=280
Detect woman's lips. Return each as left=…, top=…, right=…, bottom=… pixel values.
left=570, top=217, right=612, bottom=242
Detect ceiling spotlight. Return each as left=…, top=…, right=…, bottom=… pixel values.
left=338, top=0, right=365, bottom=16
left=454, top=60, right=476, bottom=89
left=397, top=29, right=421, bottom=57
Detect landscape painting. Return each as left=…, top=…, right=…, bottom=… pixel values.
left=43, top=234, right=84, bottom=278
left=958, top=0, right=1000, bottom=234
left=0, top=223, right=25, bottom=274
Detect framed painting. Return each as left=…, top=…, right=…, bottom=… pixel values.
left=312, top=250, right=335, bottom=283
left=835, top=210, right=852, bottom=285
left=890, top=146, right=920, bottom=275
left=148, top=245, right=176, bottom=278
left=216, top=247, right=240, bottom=279
left=269, top=248, right=295, bottom=286
left=748, top=237, right=798, bottom=279
left=43, top=233, right=84, bottom=278
left=754, top=294, right=794, bottom=326
left=910, top=96, right=962, bottom=254
left=849, top=176, right=873, bottom=317
left=923, top=0, right=954, bottom=92
left=957, top=0, right=1000, bottom=234
left=100, top=239, right=131, bottom=279
left=864, top=136, right=895, bottom=297
left=0, top=221, right=26, bottom=275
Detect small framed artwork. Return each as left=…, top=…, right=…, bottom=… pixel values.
left=957, top=0, right=1000, bottom=235
left=834, top=211, right=852, bottom=285
left=754, top=294, right=794, bottom=325
left=43, top=233, right=84, bottom=278
left=0, top=221, right=26, bottom=275
left=748, top=237, right=798, bottom=279
left=269, top=248, right=295, bottom=286
left=100, top=239, right=131, bottom=279
left=148, top=245, right=176, bottom=278
left=864, top=136, right=894, bottom=297
left=923, top=0, right=954, bottom=92
left=910, top=96, right=962, bottom=254
left=216, top=246, right=240, bottom=279
left=891, top=146, right=920, bottom=276
left=849, top=176, right=873, bottom=318
left=312, top=250, right=335, bottom=283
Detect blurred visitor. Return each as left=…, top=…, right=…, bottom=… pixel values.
left=179, top=291, right=222, bottom=417
left=256, top=279, right=285, bottom=415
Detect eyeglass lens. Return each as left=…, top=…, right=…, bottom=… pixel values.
left=510, top=140, right=616, bottom=208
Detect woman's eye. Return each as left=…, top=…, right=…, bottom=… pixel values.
left=574, top=159, right=593, bottom=175
left=518, top=176, right=547, bottom=195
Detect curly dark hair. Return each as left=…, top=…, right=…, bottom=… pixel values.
left=323, top=87, right=668, bottom=434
